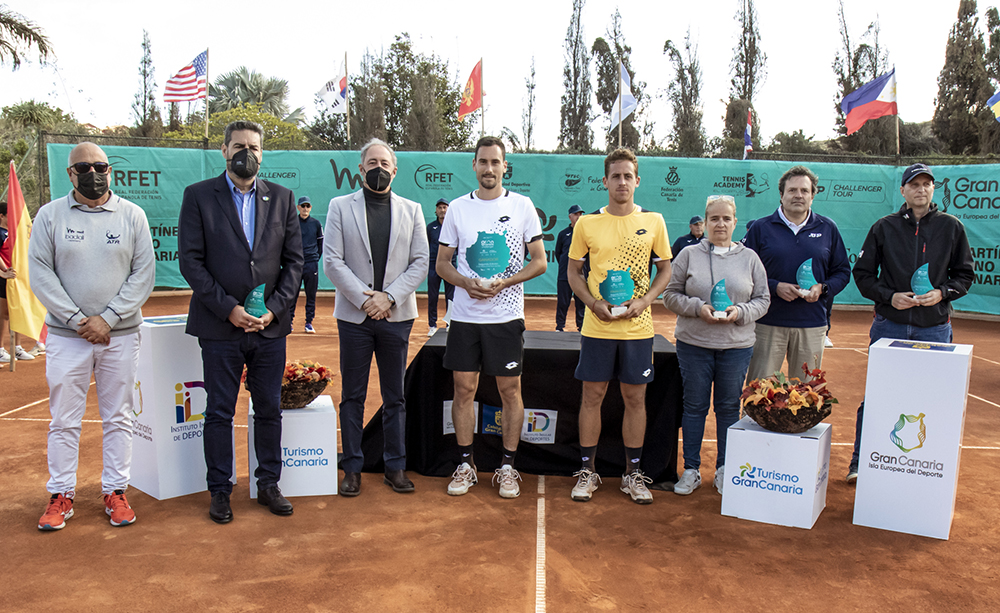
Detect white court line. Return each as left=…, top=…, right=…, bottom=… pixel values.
left=0, top=381, right=95, bottom=418
left=973, top=355, right=1000, bottom=366
left=970, top=394, right=1000, bottom=409
left=535, top=475, right=546, bottom=613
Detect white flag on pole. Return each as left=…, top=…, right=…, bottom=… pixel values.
left=609, top=61, right=638, bottom=132
left=317, top=60, right=348, bottom=114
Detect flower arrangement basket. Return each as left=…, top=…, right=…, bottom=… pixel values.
left=243, top=360, right=335, bottom=410
left=740, top=364, right=838, bottom=434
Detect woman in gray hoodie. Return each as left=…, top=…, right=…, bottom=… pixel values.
left=663, top=195, right=770, bottom=496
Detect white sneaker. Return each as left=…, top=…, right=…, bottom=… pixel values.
left=824, top=336, right=834, bottom=348
left=714, top=466, right=726, bottom=494
left=14, top=345, right=35, bottom=360
left=620, top=470, right=653, bottom=504
left=447, top=462, right=478, bottom=496
left=674, top=468, right=702, bottom=495
left=493, top=465, right=521, bottom=499
left=427, top=327, right=438, bottom=338
left=28, top=342, right=45, bottom=356
left=0, top=347, right=9, bottom=363
left=846, top=468, right=859, bottom=484
left=570, top=468, right=602, bottom=502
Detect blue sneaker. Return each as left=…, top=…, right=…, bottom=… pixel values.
left=304, top=323, right=316, bottom=334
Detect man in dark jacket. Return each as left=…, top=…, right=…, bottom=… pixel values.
left=554, top=204, right=585, bottom=331
left=846, top=163, right=975, bottom=482
left=178, top=121, right=304, bottom=523
left=670, top=215, right=704, bottom=256
left=743, top=165, right=851, bottom=381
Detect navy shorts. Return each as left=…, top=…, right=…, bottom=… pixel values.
left=443, top=319, right=525, bottom=377
left=575, top=336, right=654, bottom=385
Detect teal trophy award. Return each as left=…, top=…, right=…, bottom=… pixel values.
left=245, top=283, right=268, bottom=317
left=796, top=258, right=818, bottom=297
left=599, top=268, right=635, bottom=317
left=466, top=230, right=509, bottom=288
left=911, top=263, right=933, bottom=295
left=710, top=279, right=733, bottom=319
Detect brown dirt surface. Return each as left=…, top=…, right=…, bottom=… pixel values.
left=2, top=294, right=998, bottom=612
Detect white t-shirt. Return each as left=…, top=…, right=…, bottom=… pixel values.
left=439, top=189, right=543, bottom=324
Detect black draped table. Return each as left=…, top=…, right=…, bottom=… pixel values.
left=361, top=330, right=681, bottom=487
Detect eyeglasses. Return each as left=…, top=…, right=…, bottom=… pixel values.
left=706, top=194, right=735, bottom=203
left=69, top=162, right=111, bottom=174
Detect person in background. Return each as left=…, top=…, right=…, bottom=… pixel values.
left=671, top=215, right=705, bottom=256
left=0, top=201, right=43, bottom=363
left=664, top=195, right=769, bottom=496
left=291, top=196, right=323, bottom=334
left=554, top=204, right=585, bottom=332
left=426, top=198, right=454, bottom=337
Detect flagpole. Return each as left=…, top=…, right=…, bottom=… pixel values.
left=480, top=58, right=485, bottom=138
left=203, top=49, right=210, bottom=141
left=617, top=64, right=623, bottom=148
left=895, top=114, right=900, bottom=162
left=345, top=51, right=351, bottom=147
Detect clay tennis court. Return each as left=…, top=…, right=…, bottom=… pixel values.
left=2, top=294, right=998, bottom=612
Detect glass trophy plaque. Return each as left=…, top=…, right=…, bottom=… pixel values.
left=911, top=263, right=933, bottom=295
left=710, top=279, right=733, bottom=319
left=244, top=283, right=268, bottom=317
left=796, top=258, right=818, bottom=297
left=600, top=268, right=634, bottom=317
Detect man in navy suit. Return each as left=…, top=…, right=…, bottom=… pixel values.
left=178, top=121, right=303, bottom=524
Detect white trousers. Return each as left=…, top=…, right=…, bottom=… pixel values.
left=45, top=332, right=141, bottom=495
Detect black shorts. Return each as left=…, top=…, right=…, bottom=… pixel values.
left=0, top=278, right=6, bottom=300
left=443, top=319, right=525, bottom=377
left=574, top=336, right=654, bottom=385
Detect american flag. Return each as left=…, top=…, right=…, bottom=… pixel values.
left=164, top=51, right=208, bottom=102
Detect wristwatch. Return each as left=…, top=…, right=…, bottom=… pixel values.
left=386, top=291, right=396, bottom=306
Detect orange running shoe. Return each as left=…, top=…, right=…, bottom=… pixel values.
left=104, top=490, right=136, bottom=526
left=38, top=493, right=74, bottom=531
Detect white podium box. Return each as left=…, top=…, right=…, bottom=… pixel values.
left=248, top=394, right=339, bottom=499
left=131, top=315, right=234, bottom=500
left=853, top=338, right=973, bottom=540
left=721, top=417, right=832, bottom=529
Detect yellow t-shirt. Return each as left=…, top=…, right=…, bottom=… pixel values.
left=568, top=206, right=671, bottom=339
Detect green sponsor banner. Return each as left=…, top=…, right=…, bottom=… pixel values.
left=48, top=144, right=1000, bottom=315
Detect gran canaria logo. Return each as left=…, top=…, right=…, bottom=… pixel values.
left=890, top=412, right=926, bottom=453
left=731, top=462, right=803, bottom=495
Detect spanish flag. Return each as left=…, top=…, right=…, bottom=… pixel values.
left=988, top=90, right=1000, bottom=123
left=458, top=59, right=483, bottom=121
left=2, top=162, right=47, bottom=341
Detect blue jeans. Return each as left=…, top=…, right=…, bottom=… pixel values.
left=849, top=314, right=953, bottom=469
left=338, top=317, right=414, bottom=473
left=676, top=340, right=754, bottom=470
left=200, top=334, right=286, bottom=494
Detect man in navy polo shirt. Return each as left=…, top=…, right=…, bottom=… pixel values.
left=670, top=215, right=704, bottom=256
left=743, top=165, right=851, bottom=381
left=292, top=196, right=323, bottom=334
left=554, top=204, right=585, bottom=332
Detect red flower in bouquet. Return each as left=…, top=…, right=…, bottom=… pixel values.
left=741, top=363, right=838, bottom=416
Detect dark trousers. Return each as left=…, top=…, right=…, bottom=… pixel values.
left=338, top=317, right=414, bottom=473
left=200, top=334, right=286, bottom=494
left=426, top=269, right=454, bottom=327
left=290, top=260, right=319, bottom=325
left=555, top=279, right=585, bottom=331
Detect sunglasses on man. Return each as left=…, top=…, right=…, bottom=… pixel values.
left=68, top=162, right=111, bottom=174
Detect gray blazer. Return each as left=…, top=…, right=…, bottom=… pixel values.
left=323, top=189, right=429, bottom=324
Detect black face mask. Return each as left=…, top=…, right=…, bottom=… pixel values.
left=365, top=167, right=393, bottom=192
left=230, top=148, right=259, bottom=179
left=75, top=171, right=109, bottom=201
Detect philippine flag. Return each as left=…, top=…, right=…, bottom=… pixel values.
left=841, top=69, right=897, bottom=135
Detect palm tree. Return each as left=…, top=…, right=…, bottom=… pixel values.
left=0, top=5, right=51, bottom=69
left=209, top=67, right=305, bottom=124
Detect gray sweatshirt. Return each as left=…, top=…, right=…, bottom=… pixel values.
left=28, top=191, right=156, bottom=338
left=663, top=239, right=770, bottom=350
